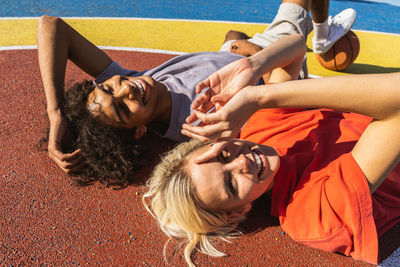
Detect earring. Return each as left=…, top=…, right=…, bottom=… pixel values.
left=134, top=125, right=147, bottom=139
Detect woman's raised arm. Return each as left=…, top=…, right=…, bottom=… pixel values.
left=37, top=15, right=112, bottom=173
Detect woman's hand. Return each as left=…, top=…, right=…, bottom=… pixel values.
left=48, top=113, right=85, bottom=173
left=182, top=87, right=259, bottom=163
left=187, top=34, right=305, bottom=125
left=186, top=57, right=259, bottom=124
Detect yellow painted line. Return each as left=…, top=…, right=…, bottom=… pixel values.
left=65, top=19, right=266, bottom=53
left=0, top=19, right=264, bottom=51
left=0, top=19, right=38, bottom=46
left=1, top=18, right=399, bottom=77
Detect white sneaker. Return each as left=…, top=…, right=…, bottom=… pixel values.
left=312, top=8, right=356, bottom=54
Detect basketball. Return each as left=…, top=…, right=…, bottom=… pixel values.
left=315, top=30, right=360, bottom=71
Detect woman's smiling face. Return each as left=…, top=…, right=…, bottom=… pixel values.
left=86, top=75, right=168, bottom=128
left=186, top=139, right=280, bottom=213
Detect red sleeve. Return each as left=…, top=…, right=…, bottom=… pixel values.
left=272, top=153, right=378, bottom=264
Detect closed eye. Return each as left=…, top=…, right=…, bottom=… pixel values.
left=97, top=84, right=114, bottom=95
left=219, top=150, right=235, bottom=196
left=226, top=173, right=236, bottom=196
left=119, top=102, right=130, bottom=118
left=104, top=85, right=114, bottom=94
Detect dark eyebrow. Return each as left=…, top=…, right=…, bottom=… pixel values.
left=96, top=85, right=125, bottom=124
left=97, top=84, right=113, bottom=95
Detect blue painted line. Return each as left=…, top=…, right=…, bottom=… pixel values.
left=1, top=0, right=400, bottom=34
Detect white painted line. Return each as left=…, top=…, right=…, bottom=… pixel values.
left=0, top=45, right=37, bottom=50
left=0, top=17, right=39, bottom=20
left=98, top=46, right=185, bottom=55
left=0, top=45, right=186, bottom=55
left=66, top=17, right=267, bottom=26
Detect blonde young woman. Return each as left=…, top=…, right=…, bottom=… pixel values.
left=143, top=36, right=400, bottom=265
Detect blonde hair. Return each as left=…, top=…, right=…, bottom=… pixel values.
left=143, top=139, right=246, bottom=266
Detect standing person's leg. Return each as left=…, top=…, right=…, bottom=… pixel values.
left=310, top=0, right=356, bottom=54
left=310, top=0, right=329, bottom=23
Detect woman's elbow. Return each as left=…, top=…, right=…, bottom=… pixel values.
left=38, top=15, right=61, bottom=28
left=37, top=15, right=64, bottom=37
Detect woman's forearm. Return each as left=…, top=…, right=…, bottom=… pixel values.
left=37, top=15, right=112, bottom=116
left=256, top=73, right=400, bottom=121
left=37, top=16, right=68, bottom=115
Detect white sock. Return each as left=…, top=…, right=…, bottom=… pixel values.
left=313, top=19, right=329, bottom=42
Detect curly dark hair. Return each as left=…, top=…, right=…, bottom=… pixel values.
left=62, top=80, right=146, bottom=187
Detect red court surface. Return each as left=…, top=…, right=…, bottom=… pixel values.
left=0, top=49, right=399, bottom=266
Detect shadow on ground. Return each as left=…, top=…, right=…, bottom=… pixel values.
left=344, top=63, right=400, bottom=74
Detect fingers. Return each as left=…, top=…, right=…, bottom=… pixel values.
left=191, top=110, right=220, bottom=125
left=48, top=148, right=86, bottom=173
left=187, top=101, right=216, bottom=124
left=194, top=141, right=227, bottom=164
left=181, top=128, right=212, bottom=142
left=186, top=113, right=199, bottom=124
left=191, top=90, right=210, bottom=110
left=196, top=78, right=211, bottom=94
left=50, top=148, right=82, bottom=162
left=182, top=118, right=229, bottom=141
left=68, top=158, right=87, bottom=173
